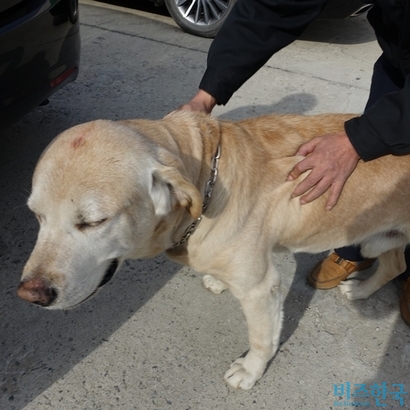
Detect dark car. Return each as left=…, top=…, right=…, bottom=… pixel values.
left=0, top=0, right=81, bottom=128
left=156, top=0, right=373, bottom=38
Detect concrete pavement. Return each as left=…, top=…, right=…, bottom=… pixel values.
left=1, top=2, right=409, bottom=409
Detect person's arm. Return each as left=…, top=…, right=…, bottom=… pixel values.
left=177, top=89, right=217, bottom=114
left=288, top=74, right=410, bottom=210
left=345, top=74, right=410, bottom=160
left=200, top=0, right=328, bottom=105
left=179, top=0, right=327, bottom=112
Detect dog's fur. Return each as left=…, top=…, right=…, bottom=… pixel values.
left=19, top=111, right=410, bottom=389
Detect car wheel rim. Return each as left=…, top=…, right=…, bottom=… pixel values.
left=175, top=0, right=230, bottom=26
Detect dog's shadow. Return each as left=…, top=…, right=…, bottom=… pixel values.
left=2, top=240, right=319, bottom=407
left=1, top=248, right=183, bottom=407
left=280, top=252, right=323, bottom=345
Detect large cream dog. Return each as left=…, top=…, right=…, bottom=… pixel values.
left=18, top=111, right=410, bottom=389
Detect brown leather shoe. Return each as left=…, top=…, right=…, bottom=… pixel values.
left=400, top=277, right=410, bottom=327
left=307, top=252, right=375, bottom=290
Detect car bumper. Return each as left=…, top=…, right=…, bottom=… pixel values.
left=0, top=0, right=81, bottom=128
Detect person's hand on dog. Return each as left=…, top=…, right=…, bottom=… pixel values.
left=177, top=89, right=217, bottom=114
left=287, top=131, right=360, bottom=211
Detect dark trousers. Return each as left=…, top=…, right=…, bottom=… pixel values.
left=335, top=53, right=409, bottom=276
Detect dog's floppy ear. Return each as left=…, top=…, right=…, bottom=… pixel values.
left=150, top=166, right=202, bottom=219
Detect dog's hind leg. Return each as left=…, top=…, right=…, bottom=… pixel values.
left=224, top=259, right=282, bottom=390
left=339, top=247, right=406, bottom=300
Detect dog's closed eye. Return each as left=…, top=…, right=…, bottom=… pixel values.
left=76, top=218, right=107, bottom=231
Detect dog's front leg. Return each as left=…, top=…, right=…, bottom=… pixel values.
left=224, top=264, right=282, bottom=390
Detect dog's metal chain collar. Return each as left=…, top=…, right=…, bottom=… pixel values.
left=171, top=144, right=221, bottom=249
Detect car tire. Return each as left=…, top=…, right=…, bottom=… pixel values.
left=164, top=0, right=237, bottom=38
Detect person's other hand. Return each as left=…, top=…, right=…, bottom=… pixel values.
left=287, top=131, right=360, bottom=210
left=177, top=89, right=217, bottom=114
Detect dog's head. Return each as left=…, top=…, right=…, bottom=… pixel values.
left=18, top=118, right=203, bottom=309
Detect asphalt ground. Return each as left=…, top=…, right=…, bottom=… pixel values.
left=1, top=2, right=409, bottom=409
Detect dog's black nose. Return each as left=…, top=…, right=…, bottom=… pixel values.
left=17, top=278, right=58, bottom=307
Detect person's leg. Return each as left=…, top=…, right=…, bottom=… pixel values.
left=308, top=53, right=406, bottom=289
left=334, top=245, right=363, bottom=261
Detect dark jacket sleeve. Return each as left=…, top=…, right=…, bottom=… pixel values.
left=199, top=0, right=328, bottom=105
left=345, top=74, right=410, bottom=160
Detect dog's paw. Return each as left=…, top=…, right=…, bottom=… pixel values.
left=339, top=279, right=369, bottom=300
left=202, top=274, right=228, bottom=294
left=224, top=358, right=262, bottom=390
